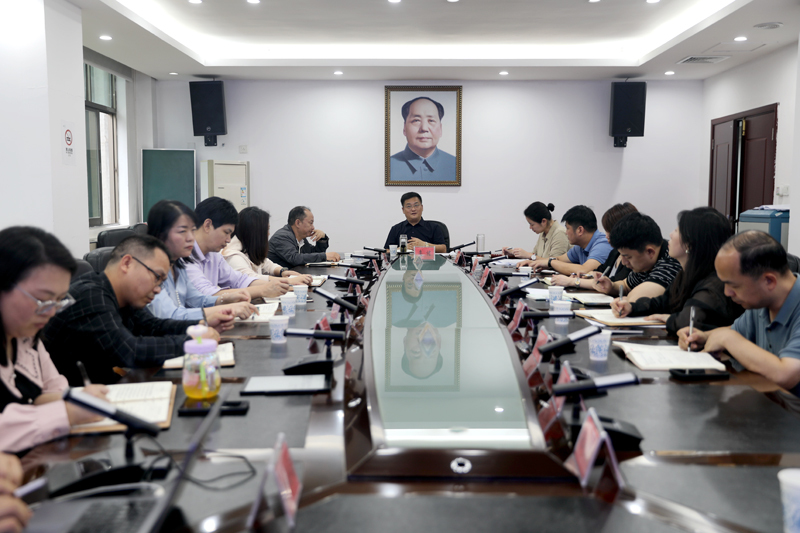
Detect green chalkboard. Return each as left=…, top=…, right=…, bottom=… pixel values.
left=142, top=149, right=196, bottom=220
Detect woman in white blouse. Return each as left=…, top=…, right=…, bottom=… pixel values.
left=223, top=207, right=312, bottom=286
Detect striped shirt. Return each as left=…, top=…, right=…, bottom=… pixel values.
left=626, top=240, right=682, bottom=290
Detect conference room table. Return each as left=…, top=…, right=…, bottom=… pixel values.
left=19, top=255, right=800, bottom=533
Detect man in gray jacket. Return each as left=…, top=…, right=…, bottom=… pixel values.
left=268, top=206, right=341, bottom=267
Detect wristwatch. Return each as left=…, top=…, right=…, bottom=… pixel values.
left=279, top=267, right=289, bottom=276
left=548, top=257, right=554, bottom=269
left=574, top=277, right=581, bottom=287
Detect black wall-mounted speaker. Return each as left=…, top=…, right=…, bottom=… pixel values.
left=609, top=82, right=646, bottom=138
left=189, top=81, right=227, bottom=137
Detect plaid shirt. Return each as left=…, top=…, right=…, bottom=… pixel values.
left=43, top=272, right=196, bottom=385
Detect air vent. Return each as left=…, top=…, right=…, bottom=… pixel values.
left=677, top=56, right=730, bottom=64
left=754, top=22, right=783, bottom=30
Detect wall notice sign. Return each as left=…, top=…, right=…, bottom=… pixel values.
left=62, top=121, right=75, bottom=165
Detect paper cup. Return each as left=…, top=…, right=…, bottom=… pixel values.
left=389, top=245, right=397, bottom=258
left=519, top=266, right=532, bottom=276
left=588, top=330, right=612, bottom=361
left=552, top=300, right=572, bottom=324
left=280, top=293, right=297, bottom=317
left=270, top=315, right=289, bottom=344
left=548, top=286, right=564, bottom=304
left=780, top=469, right=800, bottom=533
left=294, top=285, right=308, bottom=304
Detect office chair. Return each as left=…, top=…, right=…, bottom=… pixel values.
left=72, top=259, right=94, bottom=280
left=789, top=253, right=800, bottom=274
left=428, top=220, right=450, bottom=252
left=130, top=223, right=148, bottom=235
left=96, top=228, right=135, bottom=248
left=83, top=247, right=115, bottom=273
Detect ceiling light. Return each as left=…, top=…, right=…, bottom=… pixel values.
left=646, top=0, right=660, bottom=3
left=247, top=0, right=260, bottom=3
left=334, top=71, right=343, bottom=75
left=388, top=0, right=401, bottom=3
left=169, top=72, right=178, bottom=75
left=665, top=71, right=675, bottom=75
left=447, top=0, right=459, bottom=2
left=589, top=0, right=601, bottom=3
left=188, top=0, right=202, bottom=3
left=99, top=35, right=112, bottom=40
left=494, top=407, right=504, bottom=413
left=499, top=71, right=509, bottom=76
left=734, top=36, right=748, bottom=42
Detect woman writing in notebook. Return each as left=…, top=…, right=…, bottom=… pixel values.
left=147, top=200, right=257, bottom=321
left=0, top=227, right=109, bottom=453
left=611, top=207, right=743, bottom=334
left=222, top=206, right=312, bottom=286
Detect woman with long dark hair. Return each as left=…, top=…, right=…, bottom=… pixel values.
left=0, top=227, right=108, bottom=452
left=504, top=202, right=569, bottom=260
left=222, top=206, right=311, bottom=286
left=147, top=200, right=256, bottom=321
left=613, top=207, right=743, bottom=334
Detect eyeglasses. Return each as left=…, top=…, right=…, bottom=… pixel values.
left=404, top=203, right=422, bottom=210
left=131, top=256, right=168, bottom=287
left=16, top=286, right=76, bottom=315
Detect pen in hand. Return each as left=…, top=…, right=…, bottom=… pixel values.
left=687, top=306, right=695, bottom=352
left=77, top=360, right=91, bottom=387
left=617, top=284, right=625, bottom=317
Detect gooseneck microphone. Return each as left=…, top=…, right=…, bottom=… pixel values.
left=62, top=388, right=160, bottom=437
left=314, top=288, right=359, bottom=313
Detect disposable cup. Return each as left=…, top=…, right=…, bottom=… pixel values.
left=779, top=469, right=800, bottom=533
left=519, top=266, right=532, bottom=276
left=548, top=286, right=564, bottom=304
left=294, top=285, right=308, bottom=304
left=270, top=315, right=289, bottom=344
left=588, top=330, right=612, bottom=361
left=389, top=245, right=397, bottom=258
left=280, top=293, right=297, bottom=317
left=552, top=300, right=572, bottom=324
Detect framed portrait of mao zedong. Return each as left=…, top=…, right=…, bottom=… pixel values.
left=385, top=86, right=462, bottom=187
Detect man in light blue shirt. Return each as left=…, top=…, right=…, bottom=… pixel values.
left=679, top=231, right=800, bottom=396
left=389, top=97, right=457, bottom=183
left=525, top=205, right=612, bottom=275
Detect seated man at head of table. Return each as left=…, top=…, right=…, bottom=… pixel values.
left=679, top=231, right=800, bottom=395
left=518, top=205, right=612, bottom=276
left=186, top=197, right=289, bottom=300
left=267, top=206, right=341, bottom=267
left=43, top=235, right=228, bottom=385
left=591, top=211, right=682, bottom=303
left=384, top=192, right=447, bottom=253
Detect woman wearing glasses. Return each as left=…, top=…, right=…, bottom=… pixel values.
left=147, top=200, right=257, bottom=321
left=0, top=226, right=109, bottom=453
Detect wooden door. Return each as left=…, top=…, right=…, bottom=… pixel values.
left=709, top=120, right=737, bottom=222
left=740, top=110, right=777, bottom=211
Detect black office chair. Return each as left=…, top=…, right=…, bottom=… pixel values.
left=83, top=247, right=115, bottom=273
left=789, top=253, right=800, bottom=274
left=96, top=228, right=135, bottom=248
left=72, top=259, right=94, bottom=280
left=429, top=220, right=450, bottom=252
left=130, top=223, right=148, bottom=235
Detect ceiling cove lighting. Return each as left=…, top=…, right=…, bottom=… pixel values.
left=665, top=71, right=675, bottom=75
left=734, top=36, right=748, bottom=41
left=99, top=35, right=112, bottom=40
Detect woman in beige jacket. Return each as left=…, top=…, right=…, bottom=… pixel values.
left=503, top=202, right=569, bottom=260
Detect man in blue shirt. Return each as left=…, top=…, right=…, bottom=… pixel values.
left=522, top=205, right=612, bottom=276
left=679, top=231, right=800, bottom=395
left=389, top=97, right=457, bottom=183
left=384, top=192, right=447, bottom=253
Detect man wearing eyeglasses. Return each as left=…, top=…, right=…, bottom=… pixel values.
left=44, top=235, right=232, bottom=386
left=384, top=192, right=447, bottom=253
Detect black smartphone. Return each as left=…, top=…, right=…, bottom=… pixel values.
left=669, top=368, right=730, bottom=382
left=178, top=398, right=250, bottom=416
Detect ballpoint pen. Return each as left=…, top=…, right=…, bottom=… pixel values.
left=687, top=306, right=695, bottom=352
left=77, top=360, right=91, bottom=387
left=617, top=284, right=625, bottom=317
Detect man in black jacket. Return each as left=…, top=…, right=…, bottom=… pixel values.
left=267, top=206, right=340, bottom=267
left=44, top=235, right=230, bottom=385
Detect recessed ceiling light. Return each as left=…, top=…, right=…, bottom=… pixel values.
left=447, top=0, right=459, bottom=2
left=169, top=72, right=178, bottom=75
left=247, top=0, right=260, bottom=3
left=99, top=35, right=112, bottom=40
left=646, top=0, right=660, bottom=3
left=494, top=407, right=504, bottom=413
left=188, top=0, right=202, bottom=4
left=499, top=71, right=509, bottom=76
left=665, top=71, right=675, bottom=75
left=334, top=71, right=343, bottom=75
left=734, top=36, right=748, bottom=42
left=388, top=0, right=401, bottom=3
left=589, top=0, right=601, bottom=3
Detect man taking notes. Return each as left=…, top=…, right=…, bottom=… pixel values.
left=44, top=236, right=228, bottom=385
left=594, top=212, right=681, bottom=303
left=187, top=197, right=290, bottom=299
left=384, top=192, right=447, bottom=253
left=268, top=206, right=341, bottom=267
left=679, top=231, right=800, bottom=395
left=519, top=205, right=612, bottom=276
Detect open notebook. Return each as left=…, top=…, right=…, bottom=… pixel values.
left=613, top=341, right=726, bottom=371
left=576, top=309, right=664, bottom=327
left=163, top=342, right=235, bottom=370
left=70, top=381, right=176, bottom=434
left=569, top=293, right=614, bottom=305
left=236, top=302, right=279, bottom=323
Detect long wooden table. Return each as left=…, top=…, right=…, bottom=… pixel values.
left=20, top=259, right=800, bottom=532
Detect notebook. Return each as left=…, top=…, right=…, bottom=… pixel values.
left=162, top=342, right=235, bottom=370
left=569, top=293, right=614, bottom=305
left=235, top=302, right=279, bottom=323
left=576, top=309, right=664, bottom=327
left=70, top=382, right=176, bottom=434
left=613, top=341, right=726, bottom=371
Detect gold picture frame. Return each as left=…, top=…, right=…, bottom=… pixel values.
left=385, top=85, right=462, bottom=187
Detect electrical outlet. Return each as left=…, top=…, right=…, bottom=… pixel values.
left=239, top=145, right=248, bottom=154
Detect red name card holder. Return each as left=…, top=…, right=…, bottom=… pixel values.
left=524, top=326, right=552, bottom=389
left=371, top=259, right=381, bottom=276
left=271, top=432, right=302, bottom=528
left=507, top=298, right=529, bottom=333
left=537, top=399, right=570, bottom=459
left=491, top=279, right=507, bottom=306
left=479, top=266, right=491, bottom=290
left=414, top=246, right=435, bottom=261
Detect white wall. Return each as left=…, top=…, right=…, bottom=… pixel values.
left=0, top=0, right=89, bottom=255
left=155, top=79, right=706, bottom=253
